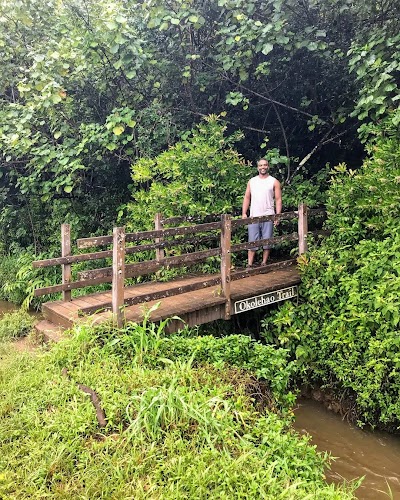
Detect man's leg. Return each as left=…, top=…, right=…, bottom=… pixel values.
left=261, top=221, right=273, bottom=265
left=247, top=223, right=259, bottom=267
left=261, top=249, right=271, bottom=265
left=248, top=249, right=256, bottom=266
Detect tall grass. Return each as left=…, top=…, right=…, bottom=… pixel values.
left=0, top=309, right=35, bottom=342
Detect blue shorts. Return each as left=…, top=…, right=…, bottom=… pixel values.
left=248, top=221, right=273, bottom=250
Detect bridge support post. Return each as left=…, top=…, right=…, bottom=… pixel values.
left=155, top=212, right=165, bottom=262
left=61, top=224, right=71, bottom=301
left=112, top=226, right=126, bottom=328
left=298, top=203, right=308, bottom=255
left=220, top=214, right=232, bottom=319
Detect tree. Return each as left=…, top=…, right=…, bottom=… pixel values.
left=0, top=0, right=398, bottom=252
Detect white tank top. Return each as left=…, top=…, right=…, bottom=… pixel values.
left=249, top=175, right=276, bottom=216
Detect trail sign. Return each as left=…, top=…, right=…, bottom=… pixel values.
left=233, top=286, right=298, bottom=314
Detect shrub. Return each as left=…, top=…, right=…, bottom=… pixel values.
left=122, top=116, right=252, bottom=230
left=261, top=119, right=400, bottom=428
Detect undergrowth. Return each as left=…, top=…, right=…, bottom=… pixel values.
left=0, top=319, right=357, bottom=499
left=261, top=119, right=400, bottom=430
left=0, top=310, right=35, bottom=342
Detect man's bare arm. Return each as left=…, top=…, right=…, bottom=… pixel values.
left=274, top=180, right=282, bottom=225
left=242, top=182, right=251, bottom=218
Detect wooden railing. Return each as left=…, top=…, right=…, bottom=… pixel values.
left=33, top=203, right=326, bottom=326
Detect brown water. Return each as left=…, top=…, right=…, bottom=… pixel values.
left=0, top=300, right=18, bottom=316
left=0, top=300, right=40, bottom=318
left=294, top=398, right=400, bottom=499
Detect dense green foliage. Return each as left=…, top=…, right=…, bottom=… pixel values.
left=0, top=320, right=356, bottom=498
left=124, top=117, right=251, bottom=228
left=0, top=113, right=329, bottom=308
left=1, top=0, right=399, bottom=305
left=124, top=116, right=329, bottom=229
left=1, top=0, right=399, bottom=254
left=262, top=118, right=400, bottom=428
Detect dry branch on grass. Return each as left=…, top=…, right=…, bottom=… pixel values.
left=62, top=367, right=107, bottom=428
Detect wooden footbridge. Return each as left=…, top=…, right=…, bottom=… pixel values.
left=33, top=204, right=325, bottom=335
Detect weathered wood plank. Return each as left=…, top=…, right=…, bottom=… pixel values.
left=123, top=287, right=226, bottom=324
left=61, top=224, right=72, bottom=302
left=42, top=303, right=76, bottom=329
left=112, top=227, right=125, bottom=327
left=231, top=258, right=297, bottom=281
left=78, top=248, right=221, bottom=281
left=230, top=268, right=301, bottom=302
left=231, top=233, right=298, bottom=253
left=298, top=203, right=308, bottom=255
left=71, top=295, right=107, bottom=309
left=77, top=221, right=221, bottom=249
left=33, top=250, right=112, bottom=268
left=76, top=235, right=113, bottom=249
left=78, top=276, right=222, bottom=316
left=155, top=212, right=165, bottom=262
left=220, top=214, right=231, bottom=319
left=34, top=277, right=112, bottom=296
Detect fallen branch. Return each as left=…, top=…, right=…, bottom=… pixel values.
left=62, top=368, right=107, bottom=428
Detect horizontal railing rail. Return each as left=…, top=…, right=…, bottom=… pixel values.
left=77, top=247, right=221, bottom=282
left=33, top=234, right=220, bottom=269
left=76, top=221, right=221, bottom=249
left=78, top=276, right=223, bottom=316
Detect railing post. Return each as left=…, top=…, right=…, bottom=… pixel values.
left=61, top=223, right=71, bottom=301
left=220, top=214, right=232, bottom=319
left=112, top=226, right=125, bottom=328
left=298, top=202, right=308, bottom=255
left=154, top=212, right=164, bottom=262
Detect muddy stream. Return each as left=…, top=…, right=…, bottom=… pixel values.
left=1, top=301, right=400, bottom=498
left=294, top=398, right=400, bottom=498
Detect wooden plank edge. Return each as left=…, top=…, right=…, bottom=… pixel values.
left=78, top=276, right=223, bottom=316
left=230, top=276, right=301, bottom=302
left=42, top=304, right=75, bottom=329
left=34, top=277, right=112, bottom=297
left=231, top=258, right=297, bottom=280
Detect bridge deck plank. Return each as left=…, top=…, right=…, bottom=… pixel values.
left=42, top=266, right=300, bottom=331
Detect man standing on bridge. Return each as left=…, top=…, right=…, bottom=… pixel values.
left=242, top=158, right=282, bottom=267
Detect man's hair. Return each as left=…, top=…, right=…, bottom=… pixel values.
left=257, top=158, right=269, bottom=164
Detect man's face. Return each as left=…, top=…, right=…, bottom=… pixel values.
left=257, top=160, right=269, bottom=175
